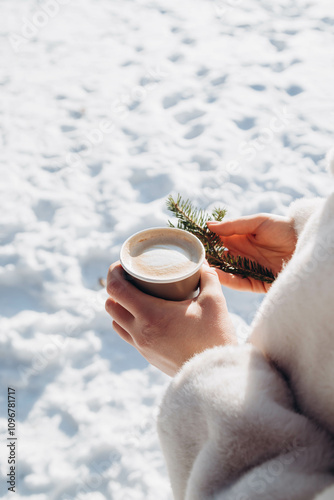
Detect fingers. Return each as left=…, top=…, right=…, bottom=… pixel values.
left=215, top=268, right=269, bottom=293
left=105, top=298, right=135, bottom=345
left=106, top=261, right=162, bottom=317
left=112, top=321, right=135, bottom=346
left=215, top=268, right=250, bottom=290
left=105, top=297, right=134, bottom=327
left=199, top=264, right=224, bottom=297
left=207, top=215, right=268, bottom=237
left=199, top=263, right=255, bottom=295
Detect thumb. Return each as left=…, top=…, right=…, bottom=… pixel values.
left=199, top=263, right=223, bottom=296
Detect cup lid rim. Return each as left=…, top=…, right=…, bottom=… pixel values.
left=120, top=227, right=206, bottom=284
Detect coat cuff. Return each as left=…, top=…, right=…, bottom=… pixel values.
left=157, top=344, right=282, bottom=499
left=288, top=197, right=324, bottom=237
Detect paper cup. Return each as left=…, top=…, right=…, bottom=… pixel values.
left=120, top=227, right=205, bottom=301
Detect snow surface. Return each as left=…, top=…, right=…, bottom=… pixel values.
left=0, top=0, right=334, bottom=498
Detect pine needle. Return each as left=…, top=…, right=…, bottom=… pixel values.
left=166, top=194, right=276, bottom=284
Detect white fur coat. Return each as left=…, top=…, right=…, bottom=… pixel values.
left=157, top=152, right=334, bottom=500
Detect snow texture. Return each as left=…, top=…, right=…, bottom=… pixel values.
left=0, top=0, right=333, bottom=498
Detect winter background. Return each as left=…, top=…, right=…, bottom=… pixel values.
left=0, top=0, right=333, bottom=498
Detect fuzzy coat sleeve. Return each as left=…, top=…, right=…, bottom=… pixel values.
left=288, top=197, right=324, bottom=236
left=288, top=148, right=334, bottom=237
left=250, top=190, right=334, bottom=436
left=158, top=152, right=334, bottom=499
left=157, top=344, right=334, bottom=500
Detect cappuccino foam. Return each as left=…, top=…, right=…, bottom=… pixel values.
left=123, top=232, right=200, bottom=281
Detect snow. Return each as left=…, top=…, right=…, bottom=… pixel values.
left=0, top=0, right=333, bottom=498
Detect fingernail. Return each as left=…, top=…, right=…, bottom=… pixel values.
left=206, top=221, right=219, bottom=225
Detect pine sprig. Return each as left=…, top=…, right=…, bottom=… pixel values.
left=166, top=194, right=276, bottom=284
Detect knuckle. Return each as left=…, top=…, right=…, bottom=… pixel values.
left=106, top=275, right=124, bottom=297
left=205, top=267, right=219, bottom=278
left=105, top=297, right=114, bottom=311
left=201, top=293, right=225, bottom=313
left=201, top=293, right=216, bottom=309
left=136, top=330, right=154, bottom=349
left=136, top=313, right=171, bottom=349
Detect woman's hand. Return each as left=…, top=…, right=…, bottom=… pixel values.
left=105, top=262, right=236, bottom=377
left=207, top=214, right=297, bottom=293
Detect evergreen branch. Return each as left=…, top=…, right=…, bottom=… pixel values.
left=166, top=194, right=276, bottom=284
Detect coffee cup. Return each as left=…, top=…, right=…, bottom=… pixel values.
left=120, top=227, right=205, bottom=301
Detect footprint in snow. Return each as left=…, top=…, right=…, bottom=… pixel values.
left=60, top=124, right=76, bottom=133
left=269, top=39, right=286, bottom=52
left=211, top=75, right=227, bottom=86
left=234, top=117, right=256, bottom=131
left=68, top=109, right=84, bottom=119
left=192, top=154, right=217, bottom=171
left=168, top=53, right=184, bottom=63
left=250, top=84, right=266, bottom=91
left=33, top=199, right=57, bottom=222
left=130, top=171, right=174, bottom=203
left=182, top=37, right=196, bottom=45
left=162, top=90, right=193, bottom=109
left=286, top=85, right=304, bottom=96
left=122, top=127, right=139, bottom=140
left=184, top=124, right=205, bottom=140
left=174, top=109, right=206, bottom=125
left=197, top=67, right=209, bottom=77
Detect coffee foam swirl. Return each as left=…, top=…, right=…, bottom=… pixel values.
left=122, top=231, right=200, bottom=281
left=129, top=242, right=197, bottom=279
